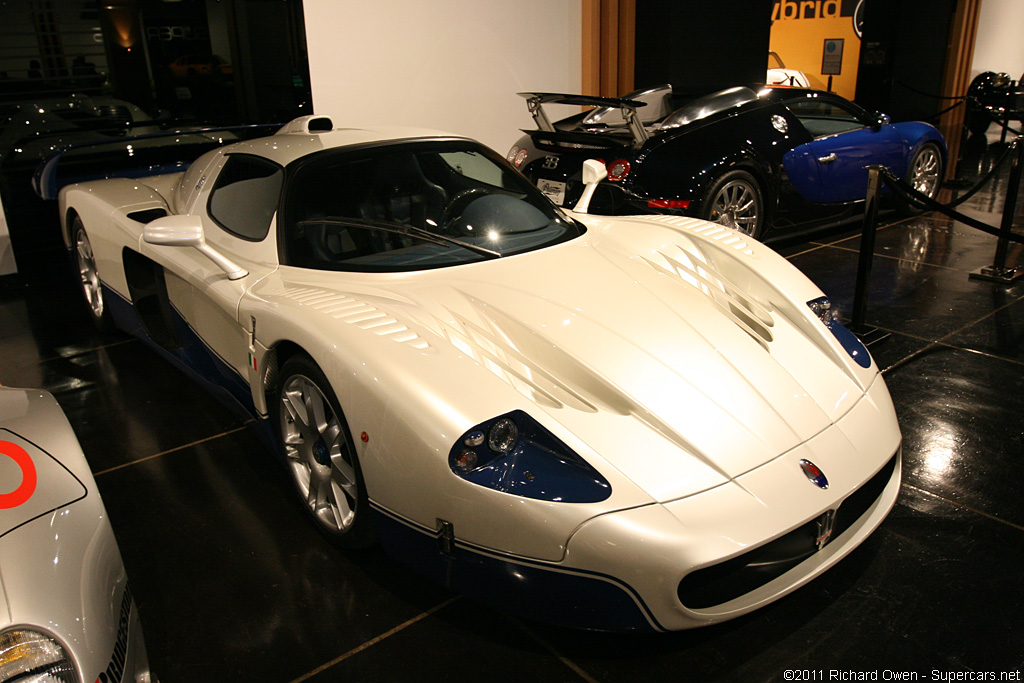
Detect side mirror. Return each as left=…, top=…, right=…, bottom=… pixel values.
left=573, top=159, right=609, bottom=214
left=872, top=112, right=891, bottom=130
left=144, top=215, right=248, bottom=280
left=143, top=215, right=204, bottom=247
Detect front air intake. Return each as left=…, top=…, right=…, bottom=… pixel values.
left=307, top=116, right=333, bottom=132
left=677, top=453, right=898, bottom=609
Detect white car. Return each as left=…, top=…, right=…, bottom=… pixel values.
left=0, top=385, right=150, bottom=682
left=52, top=116, right=901, bottom=632
left=767, top=51, right=811, bottom=87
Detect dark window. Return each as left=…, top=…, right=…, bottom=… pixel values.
left=784, top=98, right=866, bottom=138
left=208, top=154, right=283, bottom=241
left=280, top=140, right=583, bottom=272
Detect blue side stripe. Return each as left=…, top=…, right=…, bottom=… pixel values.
left=370, top=502, right=664, bottom=632
left=102, top=284, right=277, bottom=450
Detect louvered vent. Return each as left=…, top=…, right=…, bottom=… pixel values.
left=271, top=287, right=430, bottom=350
left=645, top=215, right=757, bottom=255
left=643, top=244, right=774, bottom=350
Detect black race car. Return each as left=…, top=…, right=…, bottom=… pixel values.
left=507, top=85, right=946, bottom=240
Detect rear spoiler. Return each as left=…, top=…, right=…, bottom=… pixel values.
left=517, top=92, right=649, bottom=148
left=32, top=123, right=280, bottom=200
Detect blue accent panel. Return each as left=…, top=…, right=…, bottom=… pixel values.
left=449, top=410, right=611, bottom=503
left=807, top=296, right=872, bottom=369
left=782, top=144, right=823, bottom=202
left=371, top=505, right=661, bottom=632
left=103, top=284, right=160, bottom=341
left=893, top=121, right=948, bottom=156
left=826, top=318, right=872, bottom=368
left=807, top=127, right=904, bottom=204
left=101, top=284, right=279, bottom=451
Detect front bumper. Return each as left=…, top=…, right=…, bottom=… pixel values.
left=562, top=376, right=902, bottom=630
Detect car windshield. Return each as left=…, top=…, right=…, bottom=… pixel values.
left=281, top=140, right=583, bottom=272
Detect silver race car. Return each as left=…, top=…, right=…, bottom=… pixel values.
left=0, top=385, right=150, bottom=682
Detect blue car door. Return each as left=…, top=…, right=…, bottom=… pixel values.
left=782, top=96, right=904, bottom=204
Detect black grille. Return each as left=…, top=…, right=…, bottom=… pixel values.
left=677, top=453, right=898, bottom=609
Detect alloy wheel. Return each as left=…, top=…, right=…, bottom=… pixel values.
left=910, top=146, right=941, bottom=198
left=278, top=373, right=358, bottom=534
left=709, top=179, right=760, bottom=236
left=75, top=227, right=105, bottom=320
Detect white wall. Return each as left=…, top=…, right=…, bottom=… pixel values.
left=971, top=0, right=1024, bottom=79
left=302, top=0, right=581, bottom=153
left=0, top=199, right=15, bottom=276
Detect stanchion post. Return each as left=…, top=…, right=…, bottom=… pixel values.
left=993, top=138, right=1023, bottom=269
left=852, top=165, right=884, bottom=334
left=970, top=138, right=1024, bottom=284
left=950, top=101, right=974, bottom=186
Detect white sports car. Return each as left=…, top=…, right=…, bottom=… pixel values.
left=0, top=385, right=150, bottom=682
left=54, top=116, right=901, bottom=632
left=767, top=51, right=812, bottom=88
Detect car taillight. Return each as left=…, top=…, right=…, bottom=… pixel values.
left=514, top=149, right=529, bottom=167
left=647, top=199, right=691, bottom=209
left=607, top=159, right=631, bottom=181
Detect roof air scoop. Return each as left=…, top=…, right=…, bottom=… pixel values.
left=276, top=115, right=334, bottom=135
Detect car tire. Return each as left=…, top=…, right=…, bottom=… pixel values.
left=275, top=354, right=374, bottom=548
left=899, top=142, right=944, bottom=216
left=72, top=218, right=115, bottom=332
left=701, top=170, right=764, bottom=239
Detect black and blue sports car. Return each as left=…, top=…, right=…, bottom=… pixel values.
left=508, top=86, right=946, bottom=240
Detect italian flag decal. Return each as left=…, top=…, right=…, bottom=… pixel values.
left=248, top=353, right=257, bottom=372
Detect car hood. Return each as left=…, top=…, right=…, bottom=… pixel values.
left=259, top=215, right=882, bottom=503
left=0, top=388, right=89, bottom=542
left=0, top=386, right=90, bottom=625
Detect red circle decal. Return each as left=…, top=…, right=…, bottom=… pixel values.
left=0, top=440, right=37, bottom=509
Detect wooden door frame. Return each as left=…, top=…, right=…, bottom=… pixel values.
left=582, top=0, right=635, bottom=97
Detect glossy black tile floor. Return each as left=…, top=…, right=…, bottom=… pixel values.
left=2, top=145, right=1023, bottom=681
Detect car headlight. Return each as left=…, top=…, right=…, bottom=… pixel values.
left=449, top=410, right=611, bottom=503
left=807, top=296, right=871, bottom=368
left=0, top=629, right=78, bottom=683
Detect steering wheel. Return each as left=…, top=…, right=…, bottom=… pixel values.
left=439, top=188, right=490, bottom=232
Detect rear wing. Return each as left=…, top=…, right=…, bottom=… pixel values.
left=32, top=123, right=280, bottom=200
left=517, top=92, right=650, bottom=147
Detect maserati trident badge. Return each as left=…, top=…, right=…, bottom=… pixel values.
left=799, top=459, right=829, bottom=489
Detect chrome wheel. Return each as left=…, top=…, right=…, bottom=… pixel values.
left=707, top=176, right=761, bottom=236
left=279, top=372, right=359, bottom=535
left=74, top=223, right=105, bottom=320
left=909, top=144, right=941, bottom=198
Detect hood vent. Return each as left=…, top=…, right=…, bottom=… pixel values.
left=434, top=293, right=730, bottom=478
left=646, top=215, right=757, bottom=256
left=643, top=245, right=774, bottom=351
left=436, top=305, right=599, bottom=413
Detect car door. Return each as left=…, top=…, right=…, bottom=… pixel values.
left=782, top=96, right=904, bottom=204
left=138, top=152, right=282, bottom=404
